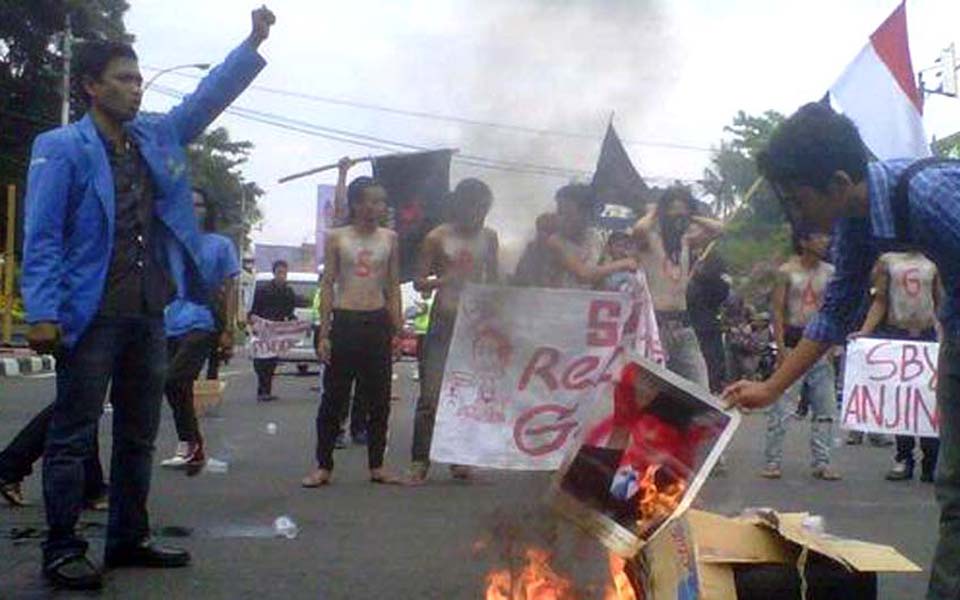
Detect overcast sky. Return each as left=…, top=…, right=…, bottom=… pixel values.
left=128, top=0, right=960, bottom=257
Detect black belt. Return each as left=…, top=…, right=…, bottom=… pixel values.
left=656, top=310, right=690, bottom=326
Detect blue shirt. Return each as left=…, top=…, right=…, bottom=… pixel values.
left=806, top=160, right=960, bottom=344
left=165, top=233, right=240, bottom=338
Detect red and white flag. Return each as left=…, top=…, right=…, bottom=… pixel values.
left=829, top=2, right=931, bottom=159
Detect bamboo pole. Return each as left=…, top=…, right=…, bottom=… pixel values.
left=277, top=148, right=458, bottom=185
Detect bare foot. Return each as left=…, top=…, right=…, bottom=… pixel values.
left=301, top=469, right=332, bottom=488
left=369, top=468, right=405, bottom=485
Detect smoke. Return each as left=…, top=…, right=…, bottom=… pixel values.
left=445, top=0, right=680, bottom=272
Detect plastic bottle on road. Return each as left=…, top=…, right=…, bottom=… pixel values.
left=273, top=516, right=299, bottom=539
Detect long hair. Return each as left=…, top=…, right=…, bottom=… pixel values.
left=657, top=186, right=697, bottom=264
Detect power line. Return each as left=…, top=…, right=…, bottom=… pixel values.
left=143, top=65, right=715, bottom=153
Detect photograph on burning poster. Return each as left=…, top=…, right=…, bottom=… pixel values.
left=548, top=354, right=740, bottom=557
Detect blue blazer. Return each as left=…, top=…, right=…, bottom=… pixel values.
left=21, top=40, right=266, bottom=347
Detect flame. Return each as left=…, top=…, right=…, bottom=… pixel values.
left=483, top=546, right=575, bottom=600
left=637, top=465, right=686, bottom=525
left=604, top=555, right=638, bottom=600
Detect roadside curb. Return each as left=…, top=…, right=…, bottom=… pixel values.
left=0, top=354, right=55, bottom=377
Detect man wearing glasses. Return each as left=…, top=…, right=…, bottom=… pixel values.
left=723, top=102, right=960, bottom=600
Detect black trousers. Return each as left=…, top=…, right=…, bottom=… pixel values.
left=165, top=330, right=215, bottom=444
left=0, top=402, right=106, bottom=499
left=895, top=435, right=940, bottom=473
left=254, top=357, right=279, bottom=396
left=315, top=309, right=392, bottom=470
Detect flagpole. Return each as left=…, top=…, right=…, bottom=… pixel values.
left=277, top=148, right=459, bottom=185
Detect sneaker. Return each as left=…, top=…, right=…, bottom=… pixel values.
left=846, top=431, right=864, bottom=445
left=183, top=443, right=206, bottom=477
left=885, top=461, right=913, bottom=481
left=812, top=466, right=842, bottom=481
left=0, top=478, right=26, bottom=507
left=760, top=464, right=782, bottom=479
left=85, top=494, right=109, bottom=512
left=449, top=465, right=472, bottom=480
left=869, top=434, right=894, bottom=447
left=160, top=442, right=191, bottom=469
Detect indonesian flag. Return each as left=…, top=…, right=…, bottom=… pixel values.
left=829, top=2, right=931, bottom=159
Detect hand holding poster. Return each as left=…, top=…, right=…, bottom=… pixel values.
left=248, top=315, right=313, bottom=359
left=548, top=355, right=739, bottom=557
left=429, top=279, right=664, bottom=471
left=841, top=337, right=939, bottom=438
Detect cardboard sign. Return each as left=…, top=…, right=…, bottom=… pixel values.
left=248, top=316, right=312, bottom=359
left=841, top=337, right=939, bottom=438
left=429, top=281, right=664, bottom=471
left=549, top=355, right=739, bottom=557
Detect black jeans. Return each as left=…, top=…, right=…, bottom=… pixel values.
left=165, top=330, right=216, bottom=444
left=895, top=435, right=939, bottom=474
left=315, top=309, right=392, bottom=470
left=0, top=402, right=106, bottom=500
left=42, top=316, right=166, bottom=564
left=253, top=357, right=278, bottom=396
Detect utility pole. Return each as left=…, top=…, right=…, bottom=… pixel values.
left=60, top=14, right=73, bottom=126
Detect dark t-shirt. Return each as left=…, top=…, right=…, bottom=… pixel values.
left=250, top=281, right=296, bottom=321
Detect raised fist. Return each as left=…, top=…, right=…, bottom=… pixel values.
left=250, top=5, right=276, bottom=47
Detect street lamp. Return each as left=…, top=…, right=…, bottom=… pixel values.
left=143, top=63, right=211, bottom=92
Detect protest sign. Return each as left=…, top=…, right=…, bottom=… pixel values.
left=841, top=337, right=939, bottom=438
left=248, top=316, right=313, bottom=359
left=547, top=354, right=739, bottom=557
left=429, top=279, right=664, bottom=471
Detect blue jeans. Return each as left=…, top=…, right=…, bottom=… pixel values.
left=42, top=317, right=166, bottom=563
left=929, top=335, right=960, bottom=599
left=763, top=356, right=835, bottom=469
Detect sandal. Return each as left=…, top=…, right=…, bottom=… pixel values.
left=406, top=462, right=429, bottom=486
left=812, top=466, right=842, bottom=481
left=301, top=469, right=332, bottom=488
left=370, top=470, right=405, bottom=485
left=759, top=464, right=782, bottom=479
left=0, top=479, right=26, bottom=507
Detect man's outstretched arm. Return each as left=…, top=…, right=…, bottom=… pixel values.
left=164, top=6, right=275, bottom=145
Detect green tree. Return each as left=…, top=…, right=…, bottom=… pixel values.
left=703, top=109, right=790, bottom=309
left=187, top=127, right=263, bottom=251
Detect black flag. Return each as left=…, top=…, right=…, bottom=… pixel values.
left=373, top=149, right=454, bottom=281
left=591, top=124, right=648, bottom=231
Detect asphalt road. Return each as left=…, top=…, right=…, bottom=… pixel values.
left=0, top=359, right=938, bottom=599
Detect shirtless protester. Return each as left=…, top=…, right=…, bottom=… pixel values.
left=408, top=179, right=499, bottom=484
left=545, top=183, right=637, bottom=290
left=630, top=186, right=724, bottom=387
left=302, top=176, right=403, bottom=487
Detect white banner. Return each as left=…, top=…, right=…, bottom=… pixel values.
left=841, top=337, right=939, bottom=438
left=430, top=277, right=665, bottom=470
left=249, top=316, right=313, bottom=359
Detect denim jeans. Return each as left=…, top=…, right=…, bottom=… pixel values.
left=763, top=355, right=835, bottom=469
left=411, top=309, right=457, bottom=465
left=657, top=320, right=710, bottom=390
left=929, top=335, right=960, bottom=599
left=42, top=316, right=166, bottom=563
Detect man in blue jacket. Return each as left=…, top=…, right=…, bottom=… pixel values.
left=20, top=7, right=274, bottom=590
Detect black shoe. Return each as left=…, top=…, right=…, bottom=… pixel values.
left=43, top=553, right=103, bottom=590
left=104, top=540, right=191, bottom=569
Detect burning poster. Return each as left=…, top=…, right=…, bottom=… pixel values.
left=548, top=355, right=739, bottom=557
left=430, top=281, right=664, bottom=471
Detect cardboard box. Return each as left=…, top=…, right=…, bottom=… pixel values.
left=636, top=509, right=921, bottom=599
left=193, top=379, right=226, bottom=417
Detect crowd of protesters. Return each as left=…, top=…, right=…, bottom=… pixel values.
left=1, top=5, right=958, bottom=598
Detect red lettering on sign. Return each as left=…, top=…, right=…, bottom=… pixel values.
left=562, top=356, right=601, bottom=390
left=923, top=346, right=939, bottom=391
left=900, top=344, right=924, bottom=382
left=916, top=388, right=939, bottom=432
left=597, top=346, right=625, bottom=385
left=513, top=404, right=579, bottom=456
left=865, top=342, right=897, bottom=381
left=587, top=300, right=622, bottom=347
left=843, top=385, right=863, bottom=425
left=354, top=248, right=373, bottom=277
left=518, top=347, right=560, bottom=392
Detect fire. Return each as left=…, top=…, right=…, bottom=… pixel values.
left=604, top=555, right=638, bottom=600
left=483, top=547, right=575, bottom=600
left=637, top=465, right=686, bottom=524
